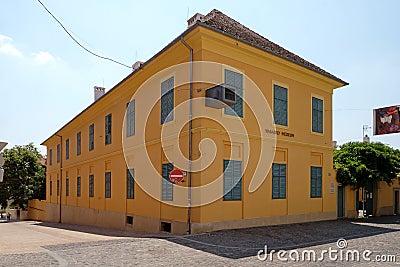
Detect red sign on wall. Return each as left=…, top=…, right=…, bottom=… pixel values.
left=169, top=169, right=184, bottom=183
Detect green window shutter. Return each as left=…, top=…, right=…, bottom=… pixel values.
left=162, top=163, right=174, bottom=201
left=273, top=85, right=288, bottom=126
left=312, top=97, right=323, bottom=133
left=161, top=77, right=174, bottom=124
left=126, top=100, right=135, bottom=137
left=127, top=169, right=134, bottom=199
left=89, top=124, right=94, bottom=151
left=224, top=70, right=243, bottom=117
left=105, top=172, right=111, bottom=198
left=223, top=160, right=242, bottom=200
left=65, top=178, right=69, bottom=196
left=77, top=176, right=81, bottom=197
left=311, top=166, right=322, bottom=198
left=76, top=132, right=81, bottom=155
left=272, top=163, right=287, bottom=199
left=105, top=114, right=112, bottom=145
left=65, top=139, right=69, bottom=160
left=89, top=174, right=94, bottom=197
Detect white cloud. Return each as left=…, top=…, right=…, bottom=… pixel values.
left=0, top=34, right=23, bottom=57
left=32, top=51, right=55, bottom=64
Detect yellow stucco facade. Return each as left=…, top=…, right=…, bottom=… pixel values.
left=42, top=19, right=348, bottom=234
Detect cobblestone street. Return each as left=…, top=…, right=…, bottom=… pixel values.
left=0, top=216, right=399, bottom=266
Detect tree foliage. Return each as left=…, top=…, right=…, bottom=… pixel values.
left=0, top=143, right=46, bottom=210
left=334, top=142, right=400, bottom=188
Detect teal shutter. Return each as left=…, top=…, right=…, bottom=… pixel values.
left=77, top=132, right=81, bottom=155
left=126, top=100, right=135, bottom=137
left=224, top=70, right=243, bottom=117
left=311, top=166, right=322, bottom=198
left=89, top=174, right=94, bottom=197
left=161, top=77, right=174, bottom=124
left=66, top=178, right=69, bottom=196
left=127, top=169, right=134, bottom=199
left=312, top=97, right=323, bottom=133
left=272, top=163, right=286, bottom=199
left=105, top=172, right=111, bottom=198
left=273, top=85, right=288, bottom=126
left=162, top=163, right=174, bottom=201
left=223, top=160, right=242, bottom=200
left=77, top=176, right=81, bottom=197
left=105, top=114, right=112, bottom=145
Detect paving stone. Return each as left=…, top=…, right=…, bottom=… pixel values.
left=0, top=216, right=399, bottom=266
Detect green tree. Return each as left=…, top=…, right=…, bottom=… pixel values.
left=0, top=143, right=46, bottom=210
left=334, top=142, right=400, bottom=188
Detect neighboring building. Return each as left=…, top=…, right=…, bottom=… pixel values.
left=41, top=9, right=348, bottom=234
left=340, top=179, right=400, bottom=218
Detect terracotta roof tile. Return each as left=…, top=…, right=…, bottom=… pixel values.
left=200, top=9, right=347, bottom=85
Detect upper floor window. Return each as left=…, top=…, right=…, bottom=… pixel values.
left=105, top=114, right=112, bottom=145
left=76, top=132, right=81, bottom=155
left=49, top=149, right=53, bottom=166
left=273, top=85, right=288, bottom=126
left=56, top=144, right=60, bottom=163
left=65, top=139, right=70, bottom=160
left=89, top=124, right=94, bottom=151
left=312, top=97, right=323, bottom=133
left=161, top=77, right=174, bottom=124
left=126, top=100, right=135, bottom=137
left=224, top=69, right=243, bottom=118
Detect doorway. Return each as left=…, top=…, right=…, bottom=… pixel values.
left=394, top=190, right=399, bottom=215
left=365, top=184, right=374, bottom=216
left=337, top=185, right=344, bottom=217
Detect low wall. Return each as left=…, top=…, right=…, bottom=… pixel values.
left=27, top=199, right=46, bottom=221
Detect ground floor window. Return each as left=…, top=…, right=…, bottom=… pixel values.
left=310, top=166, right=322, bottom=198
left=223, top=160, right=242, bottom=201
left=162, top=163, right=174, bottom=201
left=89, top=174, right=94, bottom=197
left=272, top=163, right=286, bottom=199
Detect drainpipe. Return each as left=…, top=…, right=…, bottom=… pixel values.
left=180, top=37, right=193, bottom=235
left=55, top=134, right=62, bottom=223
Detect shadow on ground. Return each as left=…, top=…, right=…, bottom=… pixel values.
left=166, top=216, right=400, bottom=259
left=34, top=216, right=400, bottom=259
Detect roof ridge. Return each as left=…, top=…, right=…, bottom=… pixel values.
left=202, top=9, right=347, bottom=85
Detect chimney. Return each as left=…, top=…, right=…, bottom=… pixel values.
left=132, top=61, right=144, bottom=71
left=332, top=141, right=337, bottom=148
left=94, top=86, right=105, bottom=101
left=187, top=13, right=204, bottom=28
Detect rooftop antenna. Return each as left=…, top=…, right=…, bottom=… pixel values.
left=187, top=6, right=190, bottom=19
left=363, top=125, right=371, bottom=143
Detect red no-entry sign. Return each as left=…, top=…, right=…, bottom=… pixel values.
left=169, top=169, right=184, bottom=183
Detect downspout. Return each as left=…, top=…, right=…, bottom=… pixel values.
left=55, top=134, right=62, bottom=223
left=180, top=36, right=193, bottom=235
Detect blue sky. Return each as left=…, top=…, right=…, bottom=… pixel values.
left=1, top=0, right=399, bottom=154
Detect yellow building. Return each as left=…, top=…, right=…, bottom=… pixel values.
left=42, top=10, right=348, bottom=234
